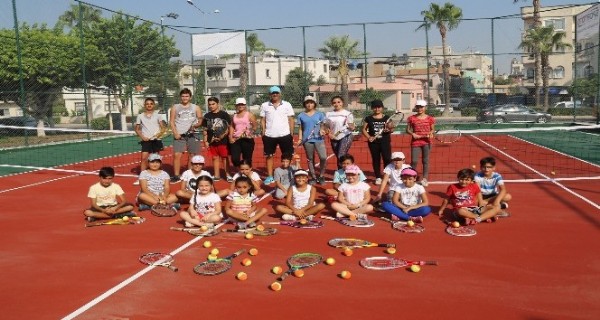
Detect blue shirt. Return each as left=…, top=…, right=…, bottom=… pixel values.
left=474, top=172, right=504, bottom=196
left=296, top=111, right=326, bottom=143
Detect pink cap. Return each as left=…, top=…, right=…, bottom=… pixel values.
left=344, top=164, right=361, bottom=175
left=400, top=168, right=418, bottom=177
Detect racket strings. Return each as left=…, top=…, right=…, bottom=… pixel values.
left=141, top=253, right=172, bottom=264
left=195, top=261, right=230, bottom=274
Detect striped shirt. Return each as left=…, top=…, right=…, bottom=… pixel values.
left=474, top=172, right=504, bottom=196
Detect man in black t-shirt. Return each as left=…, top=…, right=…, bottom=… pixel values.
left=202, top=97, right=233, bottom=181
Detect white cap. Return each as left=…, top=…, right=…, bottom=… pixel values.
left=191, top=155, right=205, bottom=163
left=294, top=169, right=309, bottom=176
left=415, top=100, right=427, bottom=107
left=235, top=97, right=247, bottom=105
left=148, top=153, right=162, bottom=162
left=391, top=152, right=405, bottom=160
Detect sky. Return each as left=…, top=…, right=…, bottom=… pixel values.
left=1, top=0, right=597, bottom=73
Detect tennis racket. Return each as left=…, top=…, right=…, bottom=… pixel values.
left=445, top=224, right=477, bottom=237
left=434, top=124, right=461, bottom=144
left=149, top=126, right=171, bottom=140
left=224, top=227, right=278, bottom=236
left=320, top=215, right=374, bottom=228
left=169, top=226, right=220, bottom=237
left=328, top=238, right=396, bottom=249
left=333, top=113, right=354, bottom=137
left=279, top=252, right=323, bottom=281
left=359, top=256, right=438, bottom=270
left=85, top=217, right=145, bottom=227
left=262, top=220, right=324, bottom=229
left=209, top=118, right=229, bottom=143
left=193, top=249, right=245, bottom=276
left=139, top=252, right=178, bottom=272
left=380, top=217, right=425, bottom=233
left=372, top=112, right=404, bottom=140
left=151, top=204, right=177, bottom=217
left=298, top=119, right=331, bottom=146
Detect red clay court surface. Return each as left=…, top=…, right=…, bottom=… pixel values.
left=0, top=136, right=599, bottom=320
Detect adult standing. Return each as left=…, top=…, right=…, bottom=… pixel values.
left=361, top=99, right=392, bottom=185
left=325, top=95, right=355, bottom=169
left=201, top=97, right=232, bottom=182
left=295, top=96, right=327, bottom=185
left=169, top=88, right=203, bottom=183
left=260, top=86, right=295, bottom=184
left=406, top=99, right=435, bottom=187
left=133, top=97, right=165, bottom=185
left=229, top=97, right=257, bottom=170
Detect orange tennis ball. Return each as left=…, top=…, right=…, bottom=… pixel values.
left=248, top=248, right=259, bottom=256
left=325, top=257, right=336, bottom=265
left=299, top=218, right=308, bottom=225
left=210, top=248, right=219, bottom=256
left=270, top=282, right=282, bottom=291
left=551, top=171, right=556, bottom=175
left=451, top=221, right=461, bottom=228
left=293, top=269, right=305, bottom=278
left=241, top=258, right=252, bottom=266
left=203, top=240, right=212, bottom=248
left=245, top=233, right=254, bottom=240
left=472, top=164, right=476, bottom=169
left=256, top=225, right=265, bottom=231
left=386, top=247, right=396, bottom=254
left=343, top=248, right=353, bottom=257
left=272, top=266, right=283, bottom=275
left=340, top=270, right=352, bottom=279
left=236, top=272, right=248, bottom=281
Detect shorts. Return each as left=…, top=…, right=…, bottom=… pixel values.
left=207, top=144, right=229, bottom=158
left=262, top=134, right=294, bottom=157
left=173, top=135, right=201, bottom=153
left=458, top=206, right=482, bottom=215
left=482, top=193, right=498, bottom=200
left=140, top=140, right=164, bottom=153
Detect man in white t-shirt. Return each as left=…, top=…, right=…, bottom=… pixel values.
left=259, top=86, right=295, bottom=184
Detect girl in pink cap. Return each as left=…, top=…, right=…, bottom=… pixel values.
left=330, top=164, right=373, bottom=221
left=381, top=168, right=431, bottom=222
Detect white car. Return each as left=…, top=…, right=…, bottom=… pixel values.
left=434, top=104, right=454, bottom=113
left=553, top=101, right=582, bottom=108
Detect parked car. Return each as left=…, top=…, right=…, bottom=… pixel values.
left=552, top=101, right=582, bottom=109
left=449, top=98, right=463, bottom=110
left=476, top=104, right=551, bottom=123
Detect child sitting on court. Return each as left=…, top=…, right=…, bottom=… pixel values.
left=330, top=164, right=373, bottom=221
left=176, top=155, right=229, bottom=202
left=274, top=169, right=326, bottom=221
left=474, top=156, right=511, bottom=211
left=180, top=175, right=223, bottom=227
left=83, top=166, right=135, bottom=222
left=381, top=168, right=431, bottom=222
left=273, top=154, right=298, bottom=199
left=438, top=168, right=500, bottom=225
left=375, top=151, right=412, bottom=202
left=137, top=153, right=179, bottom=210
left=224, top=176, right=268, bottom=229
left=325, top=154, right=367, bottom=202
left=227, top=160, right=266, bottom=197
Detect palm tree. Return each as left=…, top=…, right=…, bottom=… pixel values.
left=520, top=25, right=571, bottom=110
left=418, top=2, right=463, bottom=116
left=515, top=0, right=542, bottom=107
left=55, top=3, right=102, bottom=31
left=318, top=35, right=361, bottom=105
left=239, top=33, right=274, bottom=97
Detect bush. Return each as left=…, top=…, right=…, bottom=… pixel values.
left=547, top=107, right=594, bottom=116
left=425, top=108, right=442, bottom=117
left=460, top=107, right=480, bottom=117
left=91, top=117, right=109, bottom=130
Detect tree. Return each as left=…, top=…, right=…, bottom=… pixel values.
left=54, top=3, right=102, bottom=31
left=239, top=33, right=277, bottom=97
left=418, top=2, right=463, bottom=116
left=515, top=0, right=542, bottom=107
left=319, top=35, right=362, bottom=105
left=357, top=88, right=385, bottom=106
left=283, top=68, right=314, bottom=107
left=519, top=25, right=571, bottom=110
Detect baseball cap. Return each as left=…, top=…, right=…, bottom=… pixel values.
left=401, top=168, right=418, bottom=177
left=415, top=100, right=427, bottom=107
left=391, top=152, right=405, bottom=160
left=191, top=155, right=205, bottom=164
left=370, top=99, right=384, bottom=108
left=303, top=95, right=316, bottom=103
left=269, top=86, right=281, bottom=94
left=235, top=97, right=247, bottom=105
left=294, top=169, right=309, bottom=176
left=344, top=164, right=361, bottom=175
left=148, top=153, right=162, bottom=162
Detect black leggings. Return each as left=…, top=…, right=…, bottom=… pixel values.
left=367, top=141, right=392, bottom=179
left=229, top=138, right=255, bottom=167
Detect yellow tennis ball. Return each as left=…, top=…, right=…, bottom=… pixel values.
left=122, top=216, right=129, bottom=221
left=203, top=241, right=212, bottom=248
left=200, top=225, right=209, bottom=232
left=325, top=257, right=336, bottom=266
left=386, top=247, right=396, bottom=254
left=407, top=220, right=415, bottom=227
left=210, top=248, right=219, bottom=256
left=248, top=248, right=259, bottom=256
left=245, top=233, right=254, bottom=240
left=410, top=265, right=421, bottom=273
left=236, top=272, right=247, bottom=281
left=293, top=269, right=305, bottom=278
left=343, top=248, right=353, bottom=257
left=270, top=282, right=282, bottom=291
left=132, top=216, right=141, bottom=220
left=451, top=221, right=461, bottom=228
left=241, top=258, right=252, bottom=266
left=256, top=225, right=265, bottom=231
left=340, top=270, right=352, bottom=279
left=272, top=266, right=283, bottom=275
left=207, top=254, right=217, bottom=261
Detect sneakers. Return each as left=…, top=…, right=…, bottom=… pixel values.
left=486, top=216, right=499, bottom=223
left=133, top=180, right=140, bottom=185
left=85, top=216, right=97, bottom=222
left=247, top=222, right=257, bottom=228
left=170, top=175, right=181, bottom=184
left=390, top=214, right=400, bottom=221
left=375, top=178, right=382, bottom=185
left=282, top=214, right=297, bottom=221
left=236, top=222, right=247, bottom=230
left=419, top=178, right=428, bottom=187
left=227, top=174, right=234, bottom=183
left=264, top=176, right=275, bottom=184
left=139, top=203, right=151, bottom=211
left=500, top=202, right=508, bottom=210
left=184, top=221, right=195, bottom=228
left=305, top=215, right=314, bottom=221
left=172, top=203, right=181, bottom=210
left=410, top=216, right=424, bottom=223
left=356, top=213, right=369, bottom=222
left=317, top=176, right=326, bottom=185
left=335, top=212, right=345, bottom=218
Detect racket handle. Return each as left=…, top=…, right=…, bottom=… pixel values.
left=278, top=271, right=292, bottom=282
left=168, top=265, right=179, bottom=272
left=379, top=243, right=396, bottom=248
left=422, top=260, right=438, bottom=266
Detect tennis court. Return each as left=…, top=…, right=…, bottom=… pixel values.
left=0, top=124, right=599, bottom=320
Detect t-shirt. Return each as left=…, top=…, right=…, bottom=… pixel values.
left=382, top=163, right=412, bottom=190
left=296, top=111, right=326, bottom=143
left=226, top=191, right=257, bottom=213
left=393, top=183, right=426, bottom=206
left=172, top=103, right=200, bottom=134
left=260, top=100, right=295, bottom=137
left=202, top=110, right=232, bottom=146
left=135, top=111, right=162, bottom=139
left=292, top=185, right=312, bottom=209
left=190, top=192, right=221, bottom=217
left=326, top=109, right=354, bottom=140
left=333, top=168, right=367, bottom=185
left=338, top=181, right=370, bottom=206
left=87, top=182, right=124, bottom=207
left=180, top=169, right=212, bottom=191
left=363, top=114, right=390, bottom=143
left=407, top=115, right=435, bottom=147
left=445, top=183, right=481, bottom=208
left=274, top=165, right=297, bottom=199
left=232, top=171, right=261, bottom=182
left=139, top=170, right=170, bottom=195
left=474, top=172, right=504, bottom=196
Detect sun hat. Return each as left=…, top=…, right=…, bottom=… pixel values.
left=400, top=168, right=418, bottom=177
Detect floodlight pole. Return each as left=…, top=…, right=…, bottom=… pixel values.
left=160, top=13, right=178, bottom=113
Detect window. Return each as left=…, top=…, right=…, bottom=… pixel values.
left=544, top=18, right=565, bottom=31
left=584, top=65, right=594, bottom=78
left=0, top=109, right=5, bottom=116
left=553, top=66, right=565, bottom=79
left=232, top=69, right=240, bottom=79
left=323, top=64, right=327, bottom=73
left=265, top=69, right=271, bottom=79
left=526, top=68, right=535, bottom=79
left=74, top=102, right=86, bottom=116
left=104, top=101, right=118, bottom=112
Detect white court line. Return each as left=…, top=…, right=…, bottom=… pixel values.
left=470, top=135, right=599, bottom=210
